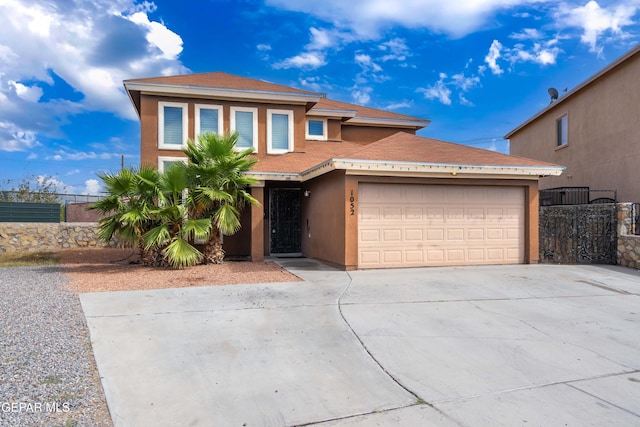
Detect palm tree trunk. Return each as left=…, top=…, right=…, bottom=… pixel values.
left=203, top=229, right=225, bottom=264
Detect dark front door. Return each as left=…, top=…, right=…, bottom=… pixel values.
left=270, top=188, right=302, bottom=254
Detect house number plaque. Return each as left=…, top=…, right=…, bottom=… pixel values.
left=349, top=190, right=355, bottom=216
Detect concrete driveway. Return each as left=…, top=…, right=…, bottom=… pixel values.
left=80, top=261, right=640, bottom=426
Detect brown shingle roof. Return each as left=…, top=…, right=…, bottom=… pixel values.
left=252, top=132, right=558, bottom=175
left=312, top=98, right=424, bottom=122
left=125, top=72, right=318, bottom=95
left=343, top=132, right=559, bottom=167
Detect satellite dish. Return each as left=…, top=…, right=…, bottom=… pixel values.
left=548, top=87, right=559, bottom=103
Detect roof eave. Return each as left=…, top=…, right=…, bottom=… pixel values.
left=331, top=159, right=564, bottom=178
left=306, top=108, right=358, bottom=119
left=123, top=81, right=322, bottom=105
left=286, top=158, right=564, bottom=181
left=344, top=116, right=431, bottom=129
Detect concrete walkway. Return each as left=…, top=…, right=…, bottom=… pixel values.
left=81, top=261, right=640, bottom=426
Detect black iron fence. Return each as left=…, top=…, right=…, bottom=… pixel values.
left=539, top=187, right=617, bottom=206
left=539, top=203, right=617, bottom=264
left=632, top=202, right=640, bottom=236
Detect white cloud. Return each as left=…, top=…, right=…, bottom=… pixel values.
left=8, top=81, right=43, bottom=102
left=299, top=76, right=327, bottom=92
left=485, top=40, right=504, bottom=75
left=385, top=100, right=413, bottom=110
left=127, top=11, right=183, bottom=59
left=274, top=51, right=327, bottom=69
left=451, top=73, right=480, bottom=91
left=84, top=179, right=101, bottom=195
left=379, top=37, right=410, bottom=62
left=555, top=1, right=638, bottom=53
left=355, top=53, right=383, bottom=72
left=417, top=73, right=452, bottom=105
left=351, top=86, right=373, bottom=104
left=0, top=0, right=187, bottom=152
left=46, top=149, right=120, bottom=161
left=510, top=28, right=545, bottom=40
left=257, top=43, right=272, bottom=51
left=267, top=0, right=547, bottom=38
left=0, top=121, right=40, bottom=152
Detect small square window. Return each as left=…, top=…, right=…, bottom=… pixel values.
left=306, top=118, right=327, bottom=141
left=556, top=114, right=568, bottom=147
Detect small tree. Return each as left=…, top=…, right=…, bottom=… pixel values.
left=91, top=167, right=161, bottom=264
left=0, top=175, right=63, bottom=203
left=141, top=162, right=212, bottom=268
left=183, top=132, right=259, bottom=264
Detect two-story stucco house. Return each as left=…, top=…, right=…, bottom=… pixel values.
left=506, top=44, right=640, bottom=203
left=124, top=72, right=562, bottom=269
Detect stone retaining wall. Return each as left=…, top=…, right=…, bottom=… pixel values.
left=617, top=203, right=640, bottom=269
left=0, top=222, right=117, bottom=254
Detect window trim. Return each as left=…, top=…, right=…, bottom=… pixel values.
left=556, top=114, right=568, bottom=148
left=195, top=104, right=223, bottom=139
left=267, top=109, right=294, bottom=154
left=158, top=101, right=188, bottom=150
left=158, top=156, right=187, bottom=172
left=306, top=118, right=327, bottom=141
left=230, top=106, right=258, bottom=152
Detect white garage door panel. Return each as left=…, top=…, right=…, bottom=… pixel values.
left=358, top=184, right=525, bottom=268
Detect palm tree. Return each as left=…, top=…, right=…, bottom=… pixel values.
left=141, top=162, right=212, bottom=268
left=91, top=166, right=160, bottom=264
left=183, top=132, right=260, bottom=264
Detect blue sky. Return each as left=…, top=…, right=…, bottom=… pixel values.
left=1, top=0, right=639, bottom=195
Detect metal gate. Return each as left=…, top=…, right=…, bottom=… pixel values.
left=539, top=204, right=617, bottom=264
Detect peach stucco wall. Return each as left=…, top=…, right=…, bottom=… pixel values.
left=302, top=174, right=540, bottom=270
left=139, top=94, right=307, bottom=167
left=300, top=170, right=347, bottom=267
left=509, top=52, right=640, bottom=202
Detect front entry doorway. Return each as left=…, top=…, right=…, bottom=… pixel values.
left=269, top=188, right=302, bottom=255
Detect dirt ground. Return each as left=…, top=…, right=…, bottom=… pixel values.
left=59, top=248, right=302, bottom=293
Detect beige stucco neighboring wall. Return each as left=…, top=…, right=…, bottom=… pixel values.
left=509, top=50, right=640, bottom=202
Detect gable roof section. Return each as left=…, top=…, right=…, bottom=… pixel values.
left=505, top=44, right=640, bottom=139
left=124, top=72, right=323, bottom=116
left=248, top=132, right=564, bottom=181
left=309, top=98, right=430, bottom=129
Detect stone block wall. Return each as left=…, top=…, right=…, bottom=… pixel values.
left=0, top=222, right=118, bottom=254
left=617, top=203, right=640, bottom=269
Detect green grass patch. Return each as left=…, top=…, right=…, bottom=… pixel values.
left=0, top=251, right=60, bottom=267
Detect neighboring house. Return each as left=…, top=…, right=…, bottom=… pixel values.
left=124, top=72, right=562, bottom=270
left=506, top=44, right=640, bottom=203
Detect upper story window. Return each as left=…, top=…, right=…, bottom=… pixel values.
left=306, top=118, right=327, bottom=141
left=267, top=109, right=294, bottom=154
left=195, top=104, right=223, bottom=138
left=230, top=106, right=258, bottom=152
left=158, top=156, right=187, bottom=172
left=556, top=114, right=568, bottom=147
left=158, top=102, right=188, bottom=150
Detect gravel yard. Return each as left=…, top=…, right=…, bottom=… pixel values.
left=0, top=248, right=301, bottom=426
left=0, top=266, right=112, bottom=427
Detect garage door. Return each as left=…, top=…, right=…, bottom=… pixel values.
left=358, top=184, right=525, bottom=268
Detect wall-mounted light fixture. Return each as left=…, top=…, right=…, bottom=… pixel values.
left=304, top=190, right=311, bottom=197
